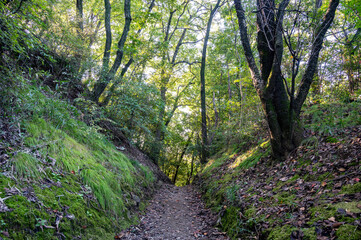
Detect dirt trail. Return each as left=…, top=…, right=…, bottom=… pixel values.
left=118, top=183, right=229, bottom=240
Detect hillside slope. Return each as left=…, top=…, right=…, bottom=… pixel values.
left=0, top=72, right=168, bottom=239
left=195, top=101, right=361, bottom=239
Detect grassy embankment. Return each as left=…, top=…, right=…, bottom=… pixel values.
left=0, top=73, right=155, bottom=239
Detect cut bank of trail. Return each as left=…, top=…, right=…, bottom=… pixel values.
left=118, top=183, right=229, bottom=240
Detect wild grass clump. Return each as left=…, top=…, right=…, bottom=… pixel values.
left=13, top=152, right=43, bottom=180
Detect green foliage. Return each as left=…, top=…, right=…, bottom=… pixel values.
left=105, top=78, right=160, bottom=149
left=304, top=101, right=361, bottom=136
left=202, top=153, right=231, bottom=175
left=273, top=192, right=297, bottom=207
left=225, top=184, right=241, bottom=205
left=308, top=202, right=360, bottom=225
left=1, top=0, right=361, bottom=238
left=20, top=105, right=151, bottom=218
left=333, top=201, right=361, bottom=214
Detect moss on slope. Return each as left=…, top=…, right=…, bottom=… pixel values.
left=0, top=80, right=155, bottom=239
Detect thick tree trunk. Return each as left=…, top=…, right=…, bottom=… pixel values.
left=234, top=0, right=339, bottom=160
left=262, top=91, right=303, bottom=159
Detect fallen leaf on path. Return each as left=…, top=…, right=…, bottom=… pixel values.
left=332, top=222, right=343, bottom=228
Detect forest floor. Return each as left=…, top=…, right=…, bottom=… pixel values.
left=196, top=123, right=361, bottom=239
left=116, top=183, right=229, bottom=240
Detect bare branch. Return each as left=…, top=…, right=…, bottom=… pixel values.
left=294, top=0, right=340, bottom=115
left=173, top=61, right=200, bottom=66
left=181, top=39, right=204, bottom=45
left=171, top=29, right=187, bottom=64
left=169, top=0, right=190, bottom=41
left=234, top=0, right=263, bottom=93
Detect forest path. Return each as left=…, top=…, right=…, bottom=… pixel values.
left=118, top=183, right=229, bottom=240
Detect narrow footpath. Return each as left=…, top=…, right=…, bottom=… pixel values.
left=118, top=183, right=229, bottom=240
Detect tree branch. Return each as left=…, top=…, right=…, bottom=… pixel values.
left=171, top=29, right=187, bottom=64
left=169, top=0, right=190, bottom=41
left=294, top=0, right=340, bottom=115
left=234, top=0, right=263, bottom=94
left=173, top=60, right=200, bottom=66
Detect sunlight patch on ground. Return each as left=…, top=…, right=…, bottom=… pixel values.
left=228, top=148, right=256, bottom=169
left=228, top=140, right=269, bottom=169
left=204, top=159, right=215, bottom=170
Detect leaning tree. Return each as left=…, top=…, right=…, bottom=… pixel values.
left=234, top=0, right=339, bottom=159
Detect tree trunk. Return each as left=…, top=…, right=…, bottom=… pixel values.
left=152, top=11, right=189, bottom=163
left=91, top=0, right=132, bottom=102
left=200, top=0, right=222, bottom=164
left=172, top=134, right=192, bottom=184
left=76, top=0, right=83, bottom=31
left=345, top=28, right=361, bottom=94
left=101, top=58, right=134, bottom=106
left=98, top=0, right=156, bottom=105
left=310, top=0, right=323, bottom=95
left=227, top=63, right=233, bottom=118
left=186, top=154, right=195, bottom=185
left=101, top=0, right=112, bottom=73
left=234, top=0, right=339, bottom=160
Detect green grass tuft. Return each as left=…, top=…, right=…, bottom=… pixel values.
left=12, top=152, right=43, bottom=180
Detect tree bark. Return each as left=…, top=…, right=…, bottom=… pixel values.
left=102, top=0, right=112, bottom=73
left=91, top=0, right=132, bottom=102
left=227, top=63, right=233, bottom=118
left=172, top=134, right=192, bottom=184
left=101, top=58, right=134, bottom=106
left=200, top=0, right=222, bottom=164
left=345, top=28, right=361, bottom=93
left=294, top=0, right=339, bottom=115
left=186, top=154, right=195, bottom=185
left=100, top=0, right=156, bottom=105
left=76, top=0, right=83, bottom=31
